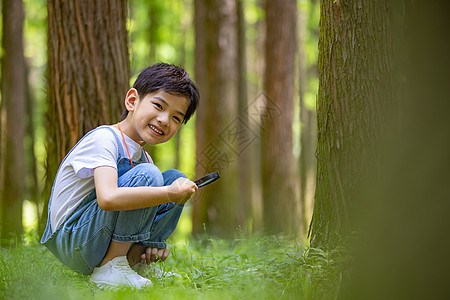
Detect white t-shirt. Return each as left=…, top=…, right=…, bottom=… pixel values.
left=49, top=125, right=151, bottom=231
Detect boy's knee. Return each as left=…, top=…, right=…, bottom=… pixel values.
left=121, top=163, right=164, bottom=187
left=134, top=163, right=161, bottom=173
left=162, top=169, right=187, bottom=185
left=166, top=169, right=187, bottom=178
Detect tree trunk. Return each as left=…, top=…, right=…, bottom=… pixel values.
left=342, top=2, right=450, bottom=298
left=309, top=0, right=394, bottom=248
left=244, top=0, right=265, bottom=232
left=41, top=0, right=129, bottom=234
left=298, top=3, right=317, bottom=235
left=262, top=0, right=299, bottom=233
left=236, top=0, right=253, bottom=231
left=147, top=1, right=160, bottom=63
left=24, top=62, right=41, bottom=228
left=193, top=0, right=239, bottom=237
left=1, top=0, right=26, bottom=245
left=175, top=0, right=190, bottom=171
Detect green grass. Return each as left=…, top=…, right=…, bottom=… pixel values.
left=0, top=233, right=348, bottom=300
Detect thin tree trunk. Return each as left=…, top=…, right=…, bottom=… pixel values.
left=236, top=0, right=253, bottom=231
left=298, top=6, right=308, bottom=236
left=298, top=2, right=317, bottom=236
left=247, top=0, right=265, bottom=232
left=1, top=0, right=26, bottom=245
left=262, top=0, right=299, bottom=234
left=147, top=2, right=159, bottom=63
left=41, top=0, right=129, bottom=235
left=24, top=62, right=41, bottom=228
left=174, top=0, right=189, bottom=171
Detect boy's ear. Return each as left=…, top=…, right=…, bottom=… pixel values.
left=124, top=88, right=139, bottom=113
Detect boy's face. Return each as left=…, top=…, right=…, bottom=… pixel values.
left=125, top=89, right=189, bottom=146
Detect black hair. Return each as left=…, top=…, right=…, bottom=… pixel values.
left=121, top=63, right=200, bottom=124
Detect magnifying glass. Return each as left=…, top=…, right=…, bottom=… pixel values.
left=194, top=172, right=220, bottom=188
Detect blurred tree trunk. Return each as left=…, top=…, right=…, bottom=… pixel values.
left=40, top=0, right=129, bottom=234
left=193, top=0, right=239, bottom=237
left=262, top=0, right=299, bottom=233
left=343, top=2, right=450, bottom=299
left=0, top=0, right=26, bottom=246
left=309, top=0, right=394, bottom=248
left=174, top=0, right=190, bottom=171
left=236, top=0, right=253, bottom=231
left=24, top=63, right=41, bottom=229
left=147, top=1, right=160, bottom=63
left=298, top=5, right=309, bottom=236
left=298, top=1, right=317, bottom=236
left=245, top=0, right=265, bottom=232
left=142, top=1, right=162, bottom=166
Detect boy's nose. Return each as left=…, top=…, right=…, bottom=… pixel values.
left=157, top=114, right=169, bottom=126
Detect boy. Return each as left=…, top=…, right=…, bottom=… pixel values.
left=41, top=63, right=200, bottom=289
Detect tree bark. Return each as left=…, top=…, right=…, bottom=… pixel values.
left=1, top=0, right=26, bottom=245
left=193, top=0, right=239, bottom=237
left=309, top=0, right=394, bottom=248
left=41, top=0, right=129, bottom=234
left=262, top=0, right=299, bottom=233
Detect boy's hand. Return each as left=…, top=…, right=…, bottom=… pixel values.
left=168, top=177, right=198, bottom=204
left=140, top=247, right=170, bottom=263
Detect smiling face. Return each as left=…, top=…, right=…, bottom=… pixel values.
left=120, top=88, right=189, bottom=146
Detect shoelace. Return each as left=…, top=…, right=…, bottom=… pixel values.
left=114, top=259, right=141, bottom=277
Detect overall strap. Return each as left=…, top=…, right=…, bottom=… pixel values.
left=140, top=148, right=153, bottom=164
left=101, top=126, right=125, bottom=159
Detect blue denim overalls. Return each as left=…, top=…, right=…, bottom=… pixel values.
left=41, top=126, right=185, bottom=275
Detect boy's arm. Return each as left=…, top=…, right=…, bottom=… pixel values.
left=94, top=166, right=197, bottom=211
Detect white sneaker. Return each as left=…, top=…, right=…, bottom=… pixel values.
left=133, top=261, right=182, bottom=279
left=90, top=256, right=152, bottom=289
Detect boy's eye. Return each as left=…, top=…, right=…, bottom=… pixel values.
left=153, top=103, right=163, bottom=109
left=173, top=116, right=181, bottom=123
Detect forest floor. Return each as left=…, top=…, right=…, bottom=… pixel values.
left=0, top=233, right=348, bottom=300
